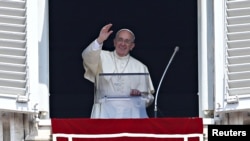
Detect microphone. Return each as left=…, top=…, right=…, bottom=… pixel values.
left=175, top=46, right=179, bottom=52
left=154, top=46, right=180, bottom=118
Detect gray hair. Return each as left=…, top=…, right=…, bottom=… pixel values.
left=115, top=28, right=135, bottom=42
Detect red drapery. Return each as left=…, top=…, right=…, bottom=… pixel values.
left=51, top=117, right=203, bottom=141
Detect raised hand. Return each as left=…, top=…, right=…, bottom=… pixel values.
left=96, top=23, right=113, bottom=44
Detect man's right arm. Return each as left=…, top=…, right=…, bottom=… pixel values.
left=81, top=39, right=102, bottom=82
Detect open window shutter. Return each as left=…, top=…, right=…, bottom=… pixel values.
left=0, top=0, right=35, bottom=113
left=224, top=0, right=250, bottom=111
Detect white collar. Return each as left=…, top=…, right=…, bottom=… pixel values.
left=113, top=51, right=130, bottom=60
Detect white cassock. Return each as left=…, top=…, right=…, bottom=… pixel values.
left=82, top=40, right=155, bottom=118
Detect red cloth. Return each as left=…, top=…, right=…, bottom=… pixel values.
left=52, top=117, right=203, bottom=141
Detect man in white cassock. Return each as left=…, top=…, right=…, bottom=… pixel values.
left=82, top=23, right=155, bottom=118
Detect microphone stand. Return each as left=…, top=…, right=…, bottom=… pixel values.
left=154, top=46, right=179, bottom=118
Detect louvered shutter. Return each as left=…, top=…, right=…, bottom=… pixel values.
left=221, top=0, right=250, bottom=112
left=0, top=0, right=36, bottom=113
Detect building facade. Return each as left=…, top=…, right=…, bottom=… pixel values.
left=0, top=0, right=250, bottom=141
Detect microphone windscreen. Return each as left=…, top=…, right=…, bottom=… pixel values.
left=175, top=46, right=179, bottom=52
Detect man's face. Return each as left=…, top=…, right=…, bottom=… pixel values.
left=113, top=30, right=135, bottom=57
